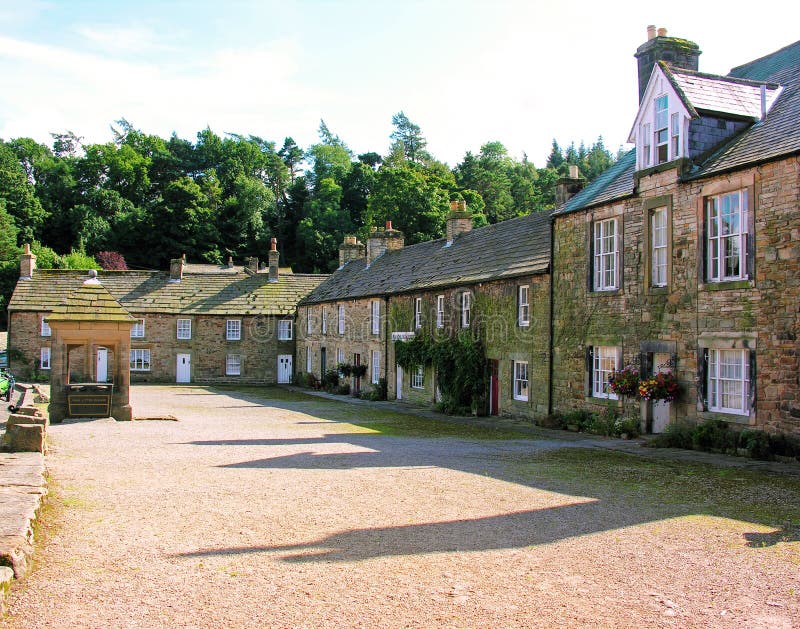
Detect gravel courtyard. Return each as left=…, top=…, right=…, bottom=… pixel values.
left=2, top=385, right=799, bottom=628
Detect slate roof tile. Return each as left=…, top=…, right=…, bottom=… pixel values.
left=303, top=210, right=552, bottom=304
left=9, top=269, right=326, bottom=316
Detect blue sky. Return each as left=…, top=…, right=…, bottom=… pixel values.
left=1, top=1, right=798, bottom=166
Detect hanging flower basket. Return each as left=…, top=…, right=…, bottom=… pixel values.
left=608, top=366, right=640, bottom=397
left=638, top=371, right=680, bottom=402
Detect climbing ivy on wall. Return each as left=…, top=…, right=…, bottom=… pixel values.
left=395, top=330, right=487, bottom=415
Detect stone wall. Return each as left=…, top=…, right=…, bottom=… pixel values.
left=552, top=155, right=800, bottom=435
left=9, top=310, right=294, bottom=385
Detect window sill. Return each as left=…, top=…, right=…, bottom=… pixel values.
left=589, top=289, right=622, bottom=297
left=648, top=285, right=669, bottom=295
left=513, top=396, right=529, bottom=402
left=698, top=410, right=753, bottom=426
left=701, top=279, right=753, bottom=292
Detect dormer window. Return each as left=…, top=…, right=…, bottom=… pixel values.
left=654, top=95, right=669, bottom=164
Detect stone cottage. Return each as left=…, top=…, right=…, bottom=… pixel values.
left=7, top=241, right=326, bottom=385
left=297, top=202, right=552, bottom=420
left=551, top=29, right=800, bottom=435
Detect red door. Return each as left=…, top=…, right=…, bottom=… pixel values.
left=489, top=360, right=499, bottom=416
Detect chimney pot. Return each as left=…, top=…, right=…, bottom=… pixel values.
left=657, top=27, right=667, bottom=37
left=647, top=25, right=657, bottom=40
left=270, top=237, right=277, bottom=252
left=339, top=235, right=366, bottom=267
left=446, top=201, right=473, bottom=245
left=569, top=164, right=580, bottom=178
left=169, top=257, right=185, bottom=282
left=19, top=244, right=36, bottom=279
left=386, top=220, right=392, bottom=231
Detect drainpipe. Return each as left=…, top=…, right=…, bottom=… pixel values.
left=547, top=214, right=555, bottom=417
left=384, top=295, right=390, bottom=396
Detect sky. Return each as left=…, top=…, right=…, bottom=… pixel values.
left=1, top=0, right=798, bottom=167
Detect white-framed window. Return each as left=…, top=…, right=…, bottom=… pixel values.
left=278, top=320, right=293, bottom=340
left=414, top=297, right=422, bottom=329
left=436, top=295, right=445, bottom=328
left=708, top=349, right=749, bottom=415
left=651, top=207, right=668, bottom=287
left=642, top=123, right=651, bottom=168
left=461, top=292, right=471, bottom=328
left=371, top=301, right=380, bottom=335
left=322, top=307, right=327, bottom=335
left=593, top=218, right=618, bottom=291
left=671, top=112, right=680, bottom=159
left=513, top=361, right=529, bottom=401
left=707, top=189, right=748, bottom=282
left=226, top=354, right=241, bottom=376
left=337, top=305, right=345, bottom=335
left=130, top=349, right=151, bottom=371
left=306, top=307, right=312, bottom=335
left=177, top=319, right=192, bottom=339
left=226, top=319, right=241, bottom=340
left=371, top=350, right=380, bottom=384
left=518, top=285, right=530, bottom=327
left=654, top=95, right=669, bottom=164
left=131, top=318, right=145, bottom=338
left=40, top=347, right=51, bottom=370
left=40, top=317, right=51, bottom=337
left=306, top=347, right=312, bottom=373
left=337, top=348, right=345, bottom=366
left=411, top=365, right=424, bottom=389
left=592, top=346, right=619, bottom=399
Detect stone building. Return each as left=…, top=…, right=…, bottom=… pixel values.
left=551, top=30, right=800, bottom=435
left=7, top=242, right=325, bottom=385
left=298, top=203, right=552, bottom=420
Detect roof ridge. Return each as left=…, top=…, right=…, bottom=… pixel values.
left=670, top=64, right=781, bottom=88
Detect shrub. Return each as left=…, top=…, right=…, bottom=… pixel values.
left=739, top=429, right=771, bottom=460
left=336, top=382, right=351, bottom=395
left=563, top=409, right=594, bottom=431
left=691, top=419, right=735, bottom=452
left=323, top=369, right=340, bottom=391
left=649, top=420, right=695, bottom=449
left=338, top=363, right=352, bottom=377
left=590, top=406, right=618, bottom=436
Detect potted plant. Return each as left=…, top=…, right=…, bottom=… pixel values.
left=608, top=365, right=639, bottom=398
left=638, top=370, right=680, bottom=402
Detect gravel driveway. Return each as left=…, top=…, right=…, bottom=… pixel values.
left=2, top=385, right=798, bottom=628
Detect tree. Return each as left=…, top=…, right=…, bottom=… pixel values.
left=546, top=139, right=564, bottom=169
left=0, top=141, right=47, bottom=243
left=95, top=251, right=128, bottom=270
left=390, top=112, right=430, bottom=164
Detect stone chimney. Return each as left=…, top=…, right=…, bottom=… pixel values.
left=19, top=243, right=36, bottom=279
left=339, top=235, right=366, bottom=268
left=169, top=255, right=185, bottom=282
left=445, top=200, right=473, bottom=246
left=245, top=256, right=259, bottom=273
left=634, top=26, right=701, bottom=102
left=367, top=220, right=404, bottom=267
left=555, top=164, right=585, bottom=206
left=227, top=255, right=234, bottom=268
left=268, top=238, right=280, bottom=283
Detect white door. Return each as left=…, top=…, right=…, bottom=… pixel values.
left=176, top=353, right=191, bottom=383
left=652, top=352, right=671, bottom=433
left=96, top=347, right=108, bottom=382
left=396, top=364, right=403, bottom=400
left=278, top=354, right=292, bottom=384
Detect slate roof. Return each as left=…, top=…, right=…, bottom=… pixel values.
left=555, top=150, right=636, bottom=216
left=664, top=64, right=781, bottom=119
left=558, top=39, right=800, bottom=212
left=46, top=277, right=136, bottom=323
left=302, top=210, right=552, bottom=304
left=9, top=269, right=326, bottom=317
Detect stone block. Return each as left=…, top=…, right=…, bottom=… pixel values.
left=2, top=424, right=45, bottom=453
left=6, top=414, right=48, bottom=429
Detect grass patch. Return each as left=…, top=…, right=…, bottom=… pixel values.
left=513, top=448, right=800, bottom=528
left=212, top=385, right=531, bottom=440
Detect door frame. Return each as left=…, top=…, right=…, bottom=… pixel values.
left=96, top=347, right=108, bottom=383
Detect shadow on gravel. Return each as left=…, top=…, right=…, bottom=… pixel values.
left=170, top=386, right=800, bottom=563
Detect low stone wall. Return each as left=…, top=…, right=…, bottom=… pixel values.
left=2, top=385, right=46, bottom=454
